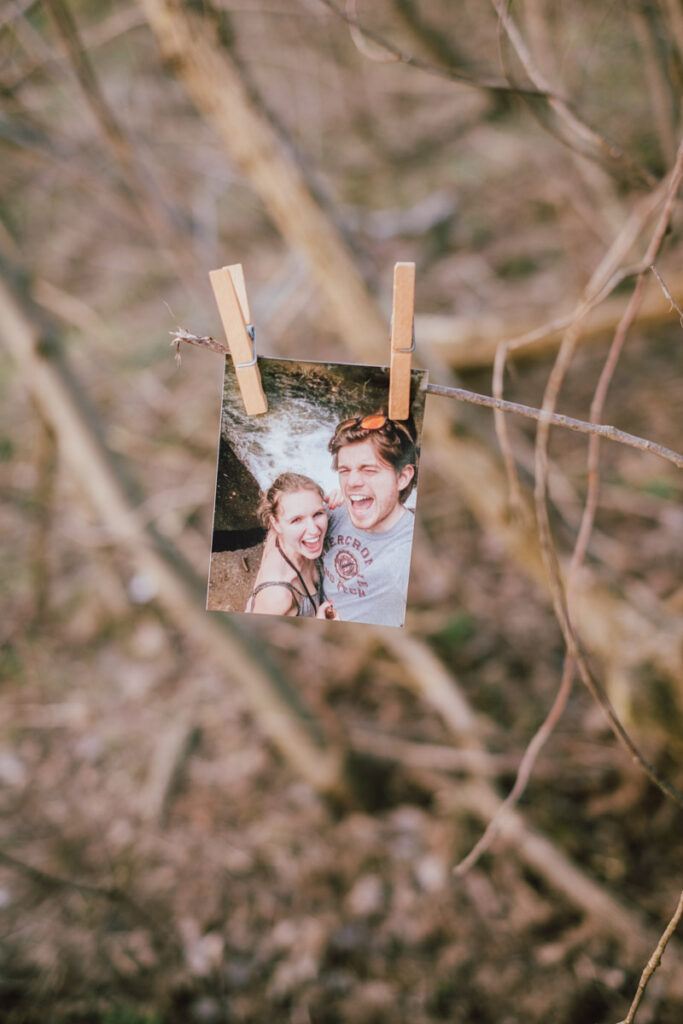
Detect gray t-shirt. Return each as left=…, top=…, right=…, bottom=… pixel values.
left=322, top=503, right=415, bottom=627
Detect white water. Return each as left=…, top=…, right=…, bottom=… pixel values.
left=223, top=401, right=341, bottom=497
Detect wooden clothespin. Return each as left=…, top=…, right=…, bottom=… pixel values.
left=388, top=261, right=415, bottom=421
left=209, top=264, right=267, bottom=415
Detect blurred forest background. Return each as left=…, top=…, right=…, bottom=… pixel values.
left=1, top=1, right=683, bottom=1022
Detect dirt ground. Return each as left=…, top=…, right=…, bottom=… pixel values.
left=207, top=545, right=263, bottom=613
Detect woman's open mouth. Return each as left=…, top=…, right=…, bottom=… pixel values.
left=301, top=537, right=323, bottom=554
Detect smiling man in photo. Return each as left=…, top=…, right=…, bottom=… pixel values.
left=323, top=412, right=418, bottom=627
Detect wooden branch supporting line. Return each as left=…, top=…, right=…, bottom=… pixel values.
left=170, top=331, right=683, bottom=469
left=425, top=383, right=683, bottom=469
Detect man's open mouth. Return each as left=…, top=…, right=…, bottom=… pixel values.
left=349, top=495, right=373, bottom=512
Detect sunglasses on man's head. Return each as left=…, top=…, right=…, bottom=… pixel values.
left=336, top=412, right=414, bottom=442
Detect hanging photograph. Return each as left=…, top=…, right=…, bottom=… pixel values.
left=207, top=358, right=428, bottom=627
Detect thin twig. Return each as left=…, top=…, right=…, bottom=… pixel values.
left=424, top=383, right=683, bottom=469
left=454, top=653, right=575, bottom=875
left=43, top=0, right=201, bottom=285
left=455, top=222, right=648, bottom=874
left=315, top=0, right=554, bottom=97
left=0, top=846, right=162, bottom=935
left=489, top=131, right=683, bottom=820
left=535, top=348, right=683, bottom=806
left=630, top=5, right=676, bottom=166
left=490, top=0, right=656, bottom=187
left=345, top=0, right=395, bottom=63
left=442, top=780, right=676, bottom=963
left=492, top=182, right=667, bottom=508
left=650, top=265, right=683, bottom=327
left=570, top=137, right=683, bottom=583
left=530, top=310, right=683, bottom=808
left=169, top=327, right=228, bottom=364
left=419, top=265, right=683, bottom=370
left=617, top=888, right=683, bottom=1024
left=385, top=636, right=682, bottom=963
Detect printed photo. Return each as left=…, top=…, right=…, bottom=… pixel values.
left=207, top=358, right=427, bottom=627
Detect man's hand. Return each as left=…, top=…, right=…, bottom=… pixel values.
left=325, top=489, right=343, bottom=509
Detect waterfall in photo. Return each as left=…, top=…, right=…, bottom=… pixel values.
left=219, top=358, right=426, bottom=526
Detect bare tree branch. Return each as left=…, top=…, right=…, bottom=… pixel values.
left=141, top=0, right=389, bottom=353
left=315, top=0, right=554, bottom=96
left=617, top=888, right=683, bottom=1024
left=532, top=303, right=683, bottom=809
left=491, top=178, right=666, bottom=513
left=453, top=653, right=574, bottom=874
left=425, top=382, right=683, bottom=469
left=460, top=134, right=683, bottom=871
left=43, top=0, right=200, bottom=283
left=453, top=144, right=683, bottom=858
left=570, top=136, right=683, bottom=584
left=650, top=264, right=683, bottom=327
left=380, top=631, right=681, bottom=966
left=490, top=0, right=657, bottom=187
left=0, top=845, right=173, bottom=947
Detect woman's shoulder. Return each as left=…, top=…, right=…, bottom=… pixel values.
left=250, top=582, right=298, bottom=616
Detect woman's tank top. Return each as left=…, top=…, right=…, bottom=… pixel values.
left=245, top=577, right=320, bottom=617
left=246, top=539, right=325, bottom=617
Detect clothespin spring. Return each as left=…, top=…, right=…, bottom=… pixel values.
left=392, top=323, right=415, bottom=354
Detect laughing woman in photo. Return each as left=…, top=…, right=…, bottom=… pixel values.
left=245, top=473, right=338, bottom=618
